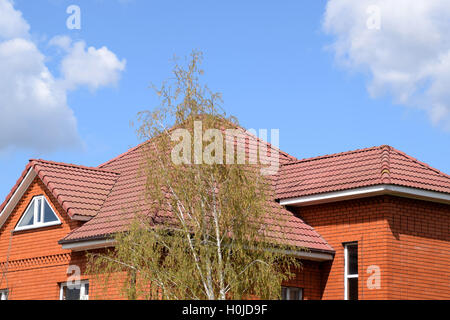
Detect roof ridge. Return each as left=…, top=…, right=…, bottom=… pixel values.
left=390, top=147, right=450, bottom=180
left=31, top=159, right=120, bottom=175
left=379, top=145, right=392, bottom=184
left=281, top=145, right=382, bottom=167
left=98, top=123, right=298, bottom=169
left=239, top=127, right=298, bottom=162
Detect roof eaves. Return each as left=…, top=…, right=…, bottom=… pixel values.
left=58, top=233, right=111, bottom=245
left=58, top=231, right=335, bottom=255
left=279, top=183, right=450, bottom=206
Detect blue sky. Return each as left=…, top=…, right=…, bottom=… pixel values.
left=0, top=0, right=449, bottom=201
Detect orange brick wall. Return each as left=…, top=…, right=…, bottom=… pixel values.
left=384, top=196, right=450, bottom=299
left=0, top=177, right=125, bottom=300
left=293, top=195, right=450, bottom=300
left=283, top=260, right=325, bottom=300
left=0, top=177, right=82, bottom=260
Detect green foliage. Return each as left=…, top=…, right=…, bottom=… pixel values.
left=87, top=51, right=302, bottom=300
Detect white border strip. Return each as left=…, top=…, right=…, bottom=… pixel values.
left=288, top=250, right=334, bottom=261
left=279, top=184, right=450, bottom=207
left=61, top=239, right=116, bottom=251
left=0, top=169, right=37, bottom=229
left=61, top=239, right=334, bottom=260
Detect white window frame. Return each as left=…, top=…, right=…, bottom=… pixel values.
left=14, top=195, right=61, bottom=231
left=0, top=289, right=8, bottom=300
left=344, top=242, right=358, bottom=300
left=281, top=286, right=303, bottom=300
left=59, top=280, right=89, bottom=300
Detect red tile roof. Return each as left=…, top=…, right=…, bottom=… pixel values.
left=61, top=142, right=149, bottom=241
left=61, top=134, right=334, bottom=253
left=30, top=159, right=120, bottom=219
left=0, top=159, right=120, bottom=221
left=276, top=145, right=450, bottom=200
left=9, top=140, right=449, bottom=253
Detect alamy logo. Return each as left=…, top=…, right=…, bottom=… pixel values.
left=366, top=5, right=381, bottom=30
left=66, top=265, right=81, bottom=289
left=170, top=121, right=280, bottom=175
left=66, top=5, right=81, bottom=30
left=367, top=265, right=381, bottom=289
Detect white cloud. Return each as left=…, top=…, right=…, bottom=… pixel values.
left=48, top=34, right=72, bottom=51
left=323, top=0, right=450, bottom=129
left=0, top=0, right=126, bottom=152
left=0, top=37, right=79, bottom=151
left=0, top=0, right=29, bottom=39
left=53, top=37, right=126, bottom=90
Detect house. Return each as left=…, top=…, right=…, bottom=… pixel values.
left=0, top=141, right=449, bottom=300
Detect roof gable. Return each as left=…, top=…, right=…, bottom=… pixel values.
left=31, top=159, right=120, bottom=219
left=0, top=160, right=120, bottom=230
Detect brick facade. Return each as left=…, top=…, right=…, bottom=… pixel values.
left=385, top=196, right=449, bottom=299
left=293, top=195, right=450, bottom=300
left=0, top=177, right=83, bottom=299
left=0, top=177, right=123, bottom=300
left=282, top=261, right=325, bottom=300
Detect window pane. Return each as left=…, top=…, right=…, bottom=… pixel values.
left=347, top=244, right=358, bottom=275
left=0, top=290, right=8, bottom=300
left=281, top=287, right=287, bottom=300
left=298, top=288, right=303, bottom=300
left=348, top=278, right=358, bottom=300
left=36, top=198, right=42, bottom=223
left=43, top=199, right=58, bottom=223
left=63, top=286, right=81, bottom=300
left=17, top=200, right=35, bottom=227
left=281, top=287, right=303, bottom=300
left=289, top=288, right=300, bottom=300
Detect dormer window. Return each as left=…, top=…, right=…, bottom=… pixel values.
left=15, top=195, right=61, bottom=231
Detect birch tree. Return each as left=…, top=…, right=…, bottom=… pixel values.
left=87, top=51, right=302, bottom=300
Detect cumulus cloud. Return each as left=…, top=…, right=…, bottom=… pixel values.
left=48, top=34, right=72, bottom=51
left=0, top=0, right=126, bottom=152
left=323, top=0, right=450, bottom=129
left=51, top=37, right=126, bottom=90
left=0, top=38, right=79, bottom=151
left=0, top=0, right=29, bottom=39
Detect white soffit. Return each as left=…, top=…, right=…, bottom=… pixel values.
left=279, top=184, right=450, bottom=207
left=61, top=239, right=333, bottom=261
left=61, top=239, right=116, bottom=251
